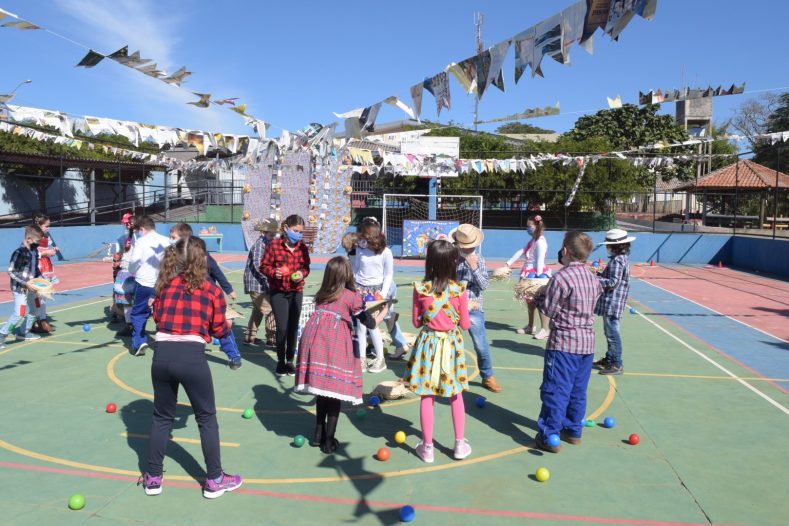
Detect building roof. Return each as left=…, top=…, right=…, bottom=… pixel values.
left=675, top=160, right=789, bottom=191
left=0, top=150, right=166, bottom=169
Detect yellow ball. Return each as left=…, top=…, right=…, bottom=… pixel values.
left=394, top=431, right=406, bottom=444
left=535, top=467, right=550, bottom=482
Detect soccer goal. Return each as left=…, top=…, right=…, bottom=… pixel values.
left=382, top=194, right=483, bottom=258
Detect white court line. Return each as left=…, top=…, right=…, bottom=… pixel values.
left=638, top=278, right=788, bottom=344
left=0, top=281, right=113, bottom=306
left=636, top=310, right=789, bottom=415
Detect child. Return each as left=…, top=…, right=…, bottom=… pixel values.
left=170, top=223, right=241, bottom=369
left=128, top=216, right=171, bottom=357
left=350, top=218, right=394, bottom=373
left=533, top=232, right=602, bottom=453
left=405, top=239, right=472, bottom=463
left=243, top=218, right=279, bottom=346
left=507, top=215, right=551, bottom=339
left=593, top=228, right=635, bottom=376
left=113, top=218, right=137, bottom=336
left=141, top=236, right=241, bottom=498
left=452, top=224, right=501, bottom=393
left=294, top=257, right=376, bottom=453
left=260, top=214, right=311, bottom=376
left=0, top=225, right=45, bottom=347
left=31, top=213, right=58, bottom=334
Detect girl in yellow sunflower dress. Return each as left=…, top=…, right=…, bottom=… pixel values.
left=404, top=240, right=472, bottom=463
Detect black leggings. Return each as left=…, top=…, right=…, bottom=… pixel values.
left=316, top=396, right=342, bottom=441
left=147, top=341, right=222, bottom=479
left=270, top=291, right=303, bottom=363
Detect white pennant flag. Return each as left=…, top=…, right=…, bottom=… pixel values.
left=383, top=96, right=415, bottom=120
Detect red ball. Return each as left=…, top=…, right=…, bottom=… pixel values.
left=376, top=447, right=390, bottom=461
left=106, top=403, right=117, bottom=413
left=628, top=433, right=640, bottom=445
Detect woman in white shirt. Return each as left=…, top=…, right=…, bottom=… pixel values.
left=351, top=220, right=394, bottom=373
left=506, top=215, right=551, bottom=340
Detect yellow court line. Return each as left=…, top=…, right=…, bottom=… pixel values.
left=0, top=376, right=618, bottom=485
left=121, top=432, right=240, bottom=448
left=494, top=366, right=789, bottom=383
left=0, top=328, right=86, bottom=356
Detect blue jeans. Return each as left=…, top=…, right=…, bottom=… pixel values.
left=218, top=330, right=240, bottom=361
left=1, top=291, right=37, bottom=337
left=384, top=282, right=407, bottom=350
left=467, top=309, right=493, bottom=379
left=131, top=284, right=154, bottom=350
left=538, top=350, right=593, bottom=438
left=602, top=316, right=623, bottom=367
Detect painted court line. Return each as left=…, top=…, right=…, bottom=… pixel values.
left=121, top=432, right=240, bottom=448
left=640, top=278, right=788, bottom=344
left=495, top=366, right=789, bottom=383
left=635, top=311, right=789, bottom=416
left=0, top=461, right=723, bottom=526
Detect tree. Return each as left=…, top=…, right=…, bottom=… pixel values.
left=731, top=93, right=781, bottom=151
left=753, top=92, right=789, bottom=172
left=568, top=104, right=690, bottom=150
left=495, top=122, right=554, bottom=134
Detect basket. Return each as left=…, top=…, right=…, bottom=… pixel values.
left=490, top=266, right=512, bottom=282
left=296, top=296, right=316, bottom=345
left=371, top=380, right=413, bottom=401
left=27, top=277, right=56, bottom=300
left=514, top=278, right=550, bottom=305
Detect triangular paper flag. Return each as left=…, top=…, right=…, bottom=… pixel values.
left=187, top=93, right=211, bottom=108
left=410, top=83, right=424, bottom=121
left=75, top=49, right=105, bottom=68
left=607, top=95, right=622, bottom=109
left=162, top=66, right=191, bottom=86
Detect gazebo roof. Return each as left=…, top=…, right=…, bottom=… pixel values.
left=676, top=160, right=789, bottom=191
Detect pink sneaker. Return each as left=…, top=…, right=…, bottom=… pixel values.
left=415, top=441, right=434, bottom=463
left=203, top=472, right=242, bottom=499
left=454, top=439, right=472, bottom=460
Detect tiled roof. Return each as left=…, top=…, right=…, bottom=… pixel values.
left=675, top=160, right=789, bottom=190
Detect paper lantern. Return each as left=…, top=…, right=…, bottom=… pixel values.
left=243, top=184, right=252, bottom=193
left=343, top=185, right=353, bottom=194
left=242, top=211, right=250, bottom=221
left=342, top=215, right=351, bottom=224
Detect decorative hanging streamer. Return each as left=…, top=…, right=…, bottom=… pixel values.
left=582, top=0, right=610, bottom=45
left=214, top=98, right=238, bottom=106
left=187, top=92, right=212, bottom=108
left=383, top=96, right=416, bottom=120
left=486, top=40, right=511, bottom=94
left=108, top=46, right=152, bottom=68
left=534, top=13, right=564, bottom=71
left=559, top=1, right=587, bottom=64
left=409, top=83, right=424, bottom=121
left=564, top=158, right=586, bottom=207
left=638, top=83, right=746, bottom=105
left=446, top=56, right=477, bottom=94
left=474, top=50, right=492, bottom=98
left=514, top=27, right=539, bottom=83
left=607, top=95, right=622, bottom=108
left=162, top=66, right=192, bottom=86
left=231, top=104, right=249, bottom=116
left=2, top=19, right=39, bottom=29
left=423, top=72, right=451, bottom=115
left=474, top=102, right=559, bottom=125
left=75, top=49, right=106, bottom=68
left=605, top=0, right=657, bottom=40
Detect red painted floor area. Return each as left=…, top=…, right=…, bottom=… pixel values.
left=636, top=264, right=789, bottom=341
left=0, top=261, right=112, bottom=303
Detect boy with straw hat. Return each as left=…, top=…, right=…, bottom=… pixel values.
left=452, top=224, right=502, bottom=393
left=244, top=218, right=279, bottom=346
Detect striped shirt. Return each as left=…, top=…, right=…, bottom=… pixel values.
left=535, top=262, right=602, bottom=355
left=243, top=235, right=270, bottom=294
left=595, top=254, right=630, bottom=319
left=8, top=244, right=40, bottom=294
left=456, top=252, right=489, bottom=310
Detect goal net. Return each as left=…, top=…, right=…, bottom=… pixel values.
left=382, top=194, right=483, bottom=258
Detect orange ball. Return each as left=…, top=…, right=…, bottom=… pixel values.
left=376, top=447, right=390, bottom=461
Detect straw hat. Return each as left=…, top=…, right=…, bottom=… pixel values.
left=600, top=228, right=636, bottom=245
left=254, top=218, right=280, bottom=233
left=451, top=224, right=484, bottom=249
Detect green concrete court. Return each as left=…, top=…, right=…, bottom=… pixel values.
left=1, top=267, right=787, bottom=526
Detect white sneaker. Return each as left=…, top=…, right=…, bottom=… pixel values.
left=16, top=333, right=41, bottom=341
left=516, top=325, right=535, bottom=335
left=415, top=441, right=434, bottom=463
left=453, top=439, right=472, bottom=460
left=533, top=329, right=549, bottom=340
left=367, top=357, right=387, bottom=373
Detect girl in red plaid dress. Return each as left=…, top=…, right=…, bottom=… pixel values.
left=295, top=257, right=375, bottom=454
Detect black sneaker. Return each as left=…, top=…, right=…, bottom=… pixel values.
left=131, top=343, right=149, bottom=357
left=285, top=362, right=296, bottom=376
left=599, top=364, right=623, bottom=376
left=229, top=358, right=242, bottom=370
left=275, top=361, right=287, bottom=376
left=592, top=358, right=609, bottom=370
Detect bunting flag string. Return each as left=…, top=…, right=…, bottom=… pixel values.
left=474, top=102, right=560, bottom=125
left=638, top=83, right=746, bottom=105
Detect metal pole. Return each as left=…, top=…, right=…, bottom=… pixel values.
left=733, top=157, right=739, bottom=237
left=117, top=162, right=122, bottom=222
left=773, top=144, right=782, bottom=240
left=59, top=156, right=64, bottom=225
left=164, top=169, right=170, bottom=222
left=142, top=165, right=146, bottom=217
left=230, top=164, right=234, bottom=223
left=652, top=174, right=657, bottom=233
left=89, top=168, right=96, bottom=226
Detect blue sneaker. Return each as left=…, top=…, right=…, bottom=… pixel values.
left=139, top=473, right=162, bottom=496
left=203, top=472, right=242, bottom=499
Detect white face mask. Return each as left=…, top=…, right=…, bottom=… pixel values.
left=358, top=239, right=368, bottom=249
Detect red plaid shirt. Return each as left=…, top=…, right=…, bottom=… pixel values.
left=153, top=275, right=230, bottom=343
left=259, top=238, right=311, bottom=293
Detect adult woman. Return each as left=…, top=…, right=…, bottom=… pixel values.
left=141, top=236, right=241, bottom=499
left=260, top=215, right=311, bottom=376
left=507, top=215, right=551, bottom=340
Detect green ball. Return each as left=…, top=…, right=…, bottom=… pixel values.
left=355, top=408, right=367, bottom=420
left=293, top=434, right=306, bottom=447
left=585, top=419, right=596, bottom=427
left=68, top=494, right=85, bottom=510
left=242, top=408, right=254, bottom=419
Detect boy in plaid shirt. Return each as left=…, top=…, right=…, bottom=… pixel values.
left=0, top=225, right=44, bottom=348
left=534, top=231, right=602, bottom=453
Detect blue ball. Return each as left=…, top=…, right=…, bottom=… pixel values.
left=547, top=433, right=561, bottom=447
left=368, top=395, right=380, bottom=407
left=82, top=324, right=91, bottom=332
left=399, top=505, right=416, bottom=522
left=537, top=273, right=548, bottom=279
left=592, top=261, right=600, bottom=267
left=604, top=417, right=616, bottom=428
left=212, top=337, right=220, bottom=345
left=364, top=294, right=376, bottom=302
left=526, top=272, right=537, bottom=278
left=475, top=396, right=486, bottom=408
left=629, top=306, right=637, bottom=315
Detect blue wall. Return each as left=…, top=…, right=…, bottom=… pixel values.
left=3, top=223, right=786, bottom=277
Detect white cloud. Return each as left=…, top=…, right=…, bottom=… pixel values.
left=53, top=0, right=248, bottom=134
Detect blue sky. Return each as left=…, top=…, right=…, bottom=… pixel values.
left=1, top=0, right=787, bottom=139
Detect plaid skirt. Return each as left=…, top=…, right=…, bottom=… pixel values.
left=295, top=310, right=363, bottom=404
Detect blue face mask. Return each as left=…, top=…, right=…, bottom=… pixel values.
left=286, top=229, right=302, bottom=244
left=527, top=226, right=536, bottom=235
